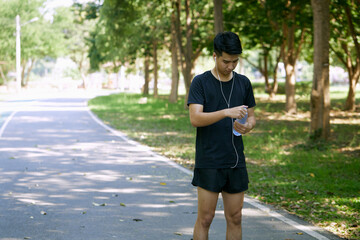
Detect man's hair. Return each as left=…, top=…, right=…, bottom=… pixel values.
left=213, top=31, right=242, bottom=56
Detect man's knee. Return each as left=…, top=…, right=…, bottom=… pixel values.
left=198, top=211, right=216, bottom=228
left=225, top=210, right=243, bottom=226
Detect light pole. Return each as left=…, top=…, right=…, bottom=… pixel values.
left=15, top=15, right=39, bottom=92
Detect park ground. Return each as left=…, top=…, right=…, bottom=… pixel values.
left=88, top=83, right=360, bottom=239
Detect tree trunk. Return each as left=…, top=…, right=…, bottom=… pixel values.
left=343, top=4, right=360, bottom=111
left=21, top=60, right=26, bottom=87
left=169, top=9, right=180, bottom=103
left=143, top=55, right=150, bottom=95
left=213, top=0, right=223, bottom=34
left=345, top=74, right=359, bottom=111
left=77, top=56, right=87, bottom=89
left=183, top=0, right=193, bottom=96
left=174, top=0, right=194, bottom=107
left=269, top=51, right=281, bottom=99
left=0, top=65, right=7, bottom=86
left=153, top=41, right=158, bottom=98
left=263, top=51, right=270, bottom=95
left=24, top=59, right=35, bottom=87
left=310, top=0, right=330, bottom=140
left=80, top=73, right=87, bottom=89
left=281, top=7, right=306, bottom=114
left=284, top=62, right=297, bottom=113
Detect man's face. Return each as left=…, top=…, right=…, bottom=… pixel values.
left=214, top=52, right=239, bottom=76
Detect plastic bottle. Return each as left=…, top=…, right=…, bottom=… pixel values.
left=233, top=111, right=248, bottom=136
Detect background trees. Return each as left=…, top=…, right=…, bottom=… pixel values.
left=330, top=0, right=360, bottom=111
left=0, top=0, right=74, bottom=87
left=0, top=0, right=358, bottom=139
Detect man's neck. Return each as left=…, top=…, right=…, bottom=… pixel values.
left=211, top=68, right=233, bottom=82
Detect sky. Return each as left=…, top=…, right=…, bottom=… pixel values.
left=42, top=0, right=95, bottom=21
left=44, top=0, right=91, bottom=9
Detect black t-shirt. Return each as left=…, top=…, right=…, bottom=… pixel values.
left=187, top=71, right=256, bottom=168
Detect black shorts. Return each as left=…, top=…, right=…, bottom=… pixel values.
left=192, top=168, right=249, bottom=194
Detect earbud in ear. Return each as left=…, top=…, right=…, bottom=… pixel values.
left=215, top=56, right=217, bottom=61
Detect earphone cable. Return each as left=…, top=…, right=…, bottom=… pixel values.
left=215, top=67, right=239, bottom=168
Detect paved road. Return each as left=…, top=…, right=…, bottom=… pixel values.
left=0, top=90, right=343, bottom=240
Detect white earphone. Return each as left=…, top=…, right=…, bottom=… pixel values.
left=214, top=54, right=238, bottom=168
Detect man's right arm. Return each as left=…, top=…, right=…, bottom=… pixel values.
left=189, top=104, right=247, bottom=127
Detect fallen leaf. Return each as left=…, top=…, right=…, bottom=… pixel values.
left=82, top=211, right=86, bottom=214
left=296, top=232, right=303, bottom=235
left=169, top=201, right=175, bottom=203
left=40, top=211, right=47, bottom=215
left=24, top=237, right=31, bottom=239
left=133, top=218, right=143, bottom=222
left=160, top=182, right=167, bottom=186
left=92, top=202, right=107, bottom=207
left=309, top=173, right=315, bottom=177
left=120, top=203, right=126, bottom=207
left=174, top=232, right=183, bottom=236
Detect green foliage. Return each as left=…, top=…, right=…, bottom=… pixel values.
left=0, top=0, right=45, bottom=62
left=0, top=0, right=81, bottom=81
left=329, top=0, right=360, bottom=68
left=90, top=0, right=168, bottom=70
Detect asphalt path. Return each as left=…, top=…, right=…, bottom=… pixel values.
left=0, top=90, right=343, bottom=240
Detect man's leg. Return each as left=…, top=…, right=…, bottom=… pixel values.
left=222, top=191, right=245, bottom=240
left=193, top=187, right=219, bottom=240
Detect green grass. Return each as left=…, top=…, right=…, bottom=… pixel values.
left=88, top=88, right=360, bottom=239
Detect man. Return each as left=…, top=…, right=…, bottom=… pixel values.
left=187, top=31, right=256, bottom=240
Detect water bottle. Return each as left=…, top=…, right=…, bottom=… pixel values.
left=233, top=112, right=248, bottom=136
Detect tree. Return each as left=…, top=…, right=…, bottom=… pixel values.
left=65, top=3, right=100, bottom=89
left=225, top=0, right=282, bottom=99
left=237, top=0, right=311, bottom=113
left=213, top=0, right=224, bottom=34
left=169, top=6, right=180, bottom=103
left=92, top=0, right=169, bottom=96
left=173, top=0, right=213, bottom=105
left=330, top=0, right=360, bottom=111
left=310, top=0, right=330, bottom=140
left=0, top=0, right=66, bottom=87
left=278, top=0, right=310, bottom=114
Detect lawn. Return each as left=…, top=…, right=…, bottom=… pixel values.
left=88, top=85, right=359, bottom=239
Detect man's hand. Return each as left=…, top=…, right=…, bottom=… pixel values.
left=233, top=121, right=253, bottom=135
left=233, top=107, right=256, bottom=135
left=225, top=105, right=248, bottom=119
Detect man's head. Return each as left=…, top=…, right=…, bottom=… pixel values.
left=213, top=31, right=242, bottom=57
left=213, top=32, right=242, bottom=77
